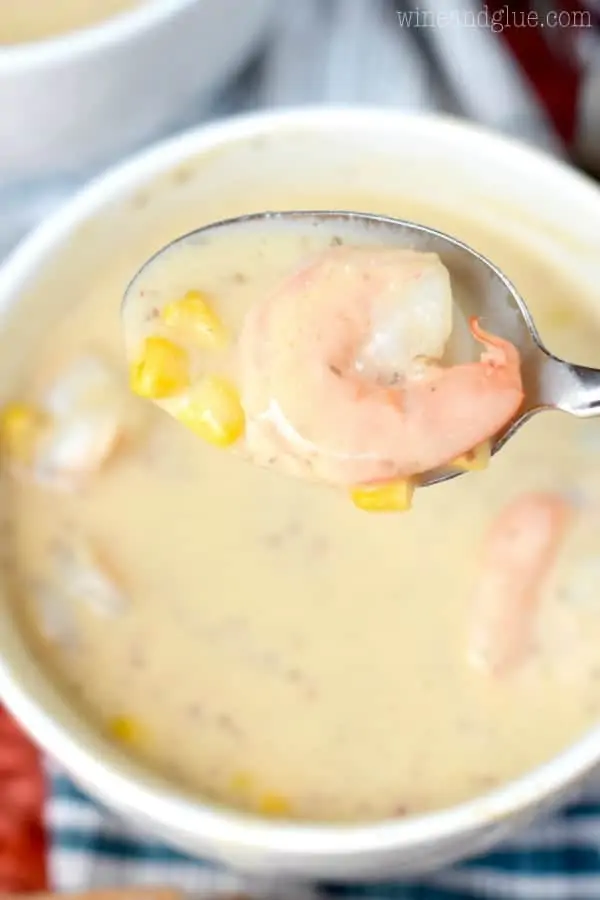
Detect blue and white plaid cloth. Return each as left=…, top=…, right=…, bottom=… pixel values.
left=46, top=765, right=600, bottom=900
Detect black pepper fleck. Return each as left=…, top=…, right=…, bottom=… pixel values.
left=173, top=166, right=193, bottom=185
left=217, top=713, right=242, bottom=737
left=187, top=702, right=203, bottom=720
left=132, top=192, right=150, bottom=210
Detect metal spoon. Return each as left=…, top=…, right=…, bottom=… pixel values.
left=123, top=210, right=600, bottom=488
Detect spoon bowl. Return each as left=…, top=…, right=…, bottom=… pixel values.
left=123, top=210, right=600, bottom=488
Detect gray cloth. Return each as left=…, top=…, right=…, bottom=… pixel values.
left=0, top=0, right=567, bottom=257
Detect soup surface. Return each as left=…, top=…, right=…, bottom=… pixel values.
left=5, top=180, right=600, bottom=824
left=0, top=0, right=139, bottom=44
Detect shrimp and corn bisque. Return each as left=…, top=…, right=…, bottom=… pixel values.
left=4, top=192, right=600, bottom=824
left=124, top=240, right=524, bottom=512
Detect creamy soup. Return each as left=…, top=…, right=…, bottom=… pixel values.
left=4, top=185, right=600, bottom=824
left=0, top=0, right=139, bottom=44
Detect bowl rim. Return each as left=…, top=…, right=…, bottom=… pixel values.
left=1, top=104, right=600, bottom=859
left=0, top=0, right=200, bottom=71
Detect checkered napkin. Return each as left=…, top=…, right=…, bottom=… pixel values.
left=45, top=763, right=600, bottom=900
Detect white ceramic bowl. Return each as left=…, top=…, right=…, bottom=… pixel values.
left=1, top=107, right=600, bottom=883
left=0, top=0, right=275, bottom=181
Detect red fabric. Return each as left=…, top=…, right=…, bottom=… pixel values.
left=0, top=705, right=47, bottom=892
left=484, top=0, right=589, bottom=144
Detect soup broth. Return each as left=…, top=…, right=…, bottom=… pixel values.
left=5, top=180, right=600, bottom=823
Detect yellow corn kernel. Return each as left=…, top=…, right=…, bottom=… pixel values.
left=0, top=401, right=47, bottom=463
left=350, top=479, right=414, bottom=513
left=450, top=442, right=491, bottom=472
left=130, top=336, right=189, bottom=399
left=109, top=715, right=143, bottom=747
left=174, top=375, right=244, bottom=447
left=162, top=291, right=228, bottom=349
left=257, top=792, right=291, bottom=818
left=230, top=771, right=253, bottom=795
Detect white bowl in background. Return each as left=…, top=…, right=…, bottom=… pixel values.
left=0, top=0, right=276, bottom=181
left=0, top=107, right=600, bottom=882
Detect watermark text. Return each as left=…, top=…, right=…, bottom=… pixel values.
left=397, top=5, right=592, bottom=33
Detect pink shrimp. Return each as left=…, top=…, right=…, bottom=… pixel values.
left=239, top=246, right=524, bottom=486
left=469, top=492, right=573, bottom=676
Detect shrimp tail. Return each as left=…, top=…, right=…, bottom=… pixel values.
left=469, top=317, right=522, bottom=371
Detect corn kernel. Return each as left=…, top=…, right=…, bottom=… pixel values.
left=174, top=375, right=244, bottom=447
left=450, top=442, right=491, bottom=472
left=350, top=479, right=414, bottom=513
left=130, top=336, right=189, bottom=399
left=257, top=792, right=291, bottom=818
left=0, top=401, right=47, bottom=463
left=230, top=771, right=253, bottom=795
left=109, top=715, right=143, bottom=747
left=162, top=291, right=228, bottom=349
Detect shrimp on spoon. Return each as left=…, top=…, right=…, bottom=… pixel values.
left=238, top=244, right=522, bottom=492
left=122, top=210, right=598, bottom=512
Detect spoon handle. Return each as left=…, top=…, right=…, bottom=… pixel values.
left=553, top=360, right=600, bottom=418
